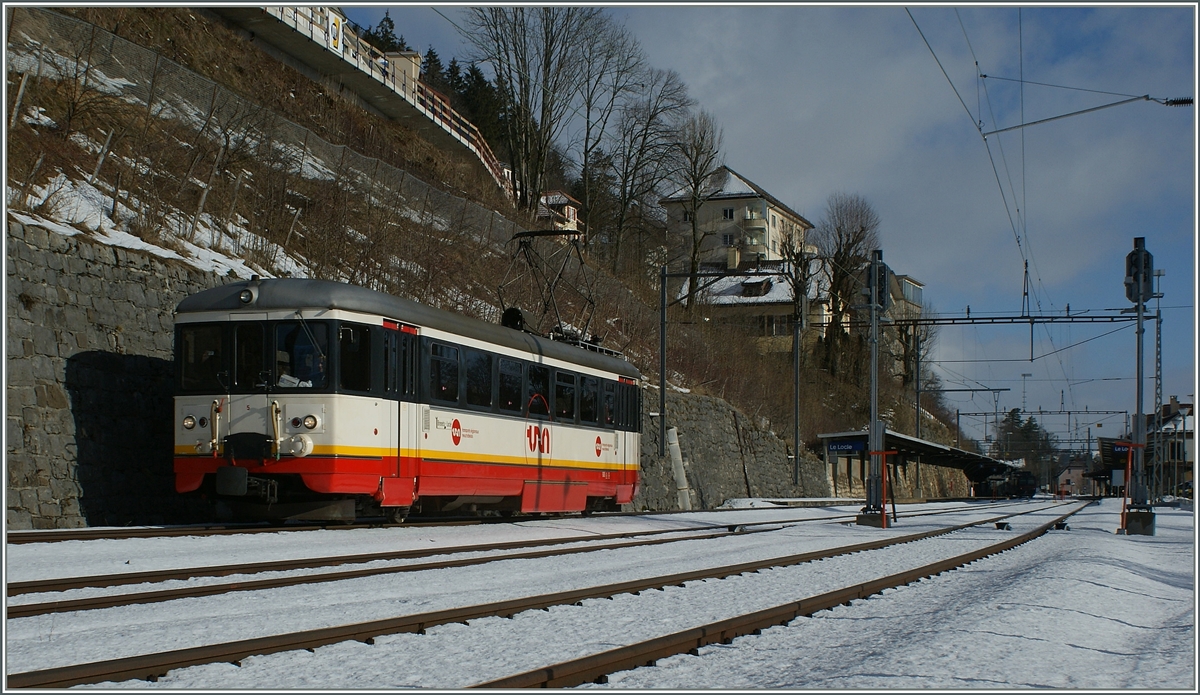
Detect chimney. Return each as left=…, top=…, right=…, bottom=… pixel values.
left=727, top=246, right=740, bottom=270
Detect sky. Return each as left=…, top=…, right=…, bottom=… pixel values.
left=5, top=499, right=1195, bottom=688
left=341, top=4, right=1197, bottom=449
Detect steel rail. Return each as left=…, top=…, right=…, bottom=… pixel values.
left=473, top=503, right=1089, bottom=688
left=8, top=500, right=1024, bottom=597
left=6, top=527, right=776, bottom=618
left=3, top=498, right=1021, bottom=545
left=5, top=503, right=1068, bottom=689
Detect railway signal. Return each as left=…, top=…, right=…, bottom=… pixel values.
left=1122, top=237, right=1155, bottom=535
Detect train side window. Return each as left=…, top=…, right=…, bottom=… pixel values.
left=526, top=364, right=549, bottom=416
left=401, top=333, right=418, bottom=399
left=465, top=349, right=493, bottom=408
left=602, top=381, right=616, bottom=428
left=498, top=358, right=522, bottom=412
left=619, top=383, right=640, bottom=431
left=339, top=324, right=372, bottom=392
left=233, top=323, right=265, bottom=389
left=554, top=371, right=576, bottom=421
left=430, top=342, right=460, bottom=404
left=383, top=331, right=395, bottom=394
left=579, top=376, right=599, bottom=424
left=179, top=324, right=226, bottom=392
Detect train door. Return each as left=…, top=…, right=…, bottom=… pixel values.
left=383, top=325, right=420, bottom=510
left=224, top=318, right=273, bottom=460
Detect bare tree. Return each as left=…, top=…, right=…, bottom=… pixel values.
left=813, top=192, right=880, bottom=379
left=777, top=222, right=819, bottom=365
left=462, top=7, right=602, bottom=214
left=573, top=16, right=644, bottom=239
left=606, top=67, right=692, bottom=275
left=671, top=110, right=723, bottom=309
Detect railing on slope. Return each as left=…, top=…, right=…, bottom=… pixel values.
left=266, top=6, right=512, bottom=198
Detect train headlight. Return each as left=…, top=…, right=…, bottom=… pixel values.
left=182, top=415, right=196, bottom=430
left=303, top=415, right=318, bottom=430
left=198, top=417, right=209, bottom=429
left=290, top=417, right=302, bottom=429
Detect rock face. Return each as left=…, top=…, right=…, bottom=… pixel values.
left=634, top=390, right=832, bottom=511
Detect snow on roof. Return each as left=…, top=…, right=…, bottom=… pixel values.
left=660, top=166, right=813, bottom=229
left=677, top=259, right=827, bottom=306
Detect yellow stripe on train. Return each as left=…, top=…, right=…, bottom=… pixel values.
left=173, top=445, right=637, bottom=471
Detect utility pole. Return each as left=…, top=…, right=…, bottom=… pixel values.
left=1152, top=268, right=1165, bottom=501
left=858, top=250, right=890, bottom=527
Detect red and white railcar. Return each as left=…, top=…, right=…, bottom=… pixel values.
left=173, top=278, right=641, bottom=521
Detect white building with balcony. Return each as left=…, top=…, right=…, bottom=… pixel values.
left=659, top=166, right=814, bottom=269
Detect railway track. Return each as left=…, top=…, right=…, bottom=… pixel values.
left=7, top=526, right=778, bottom=618
left=3, top=499, right=1025, bottom=544
left=6, top=501, right=1076, bottom=688
left=8, top=500, right=1027, bottom=612
left=475, top=503, right=1087, bottom=688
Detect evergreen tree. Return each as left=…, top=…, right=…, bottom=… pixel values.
left=993, top=408, right=1059, bottom=489
left=421, top=46, right=446, bottom=93
left=364, top=11, right=408, bottom=53
left=446, top=58, right=466, bottom=98
left=460, top=64, right=505, bottom=158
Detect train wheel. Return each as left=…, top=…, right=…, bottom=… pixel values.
left=388, top=506, right=411, bottom=524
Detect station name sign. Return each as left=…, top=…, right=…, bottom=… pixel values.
left=828, top=440, right=866, bottom=453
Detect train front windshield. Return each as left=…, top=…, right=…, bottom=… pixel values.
left=178, top=321, right=331, bottom=394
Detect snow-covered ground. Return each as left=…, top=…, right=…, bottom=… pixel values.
left=5, top=498, right=1194, bottom=689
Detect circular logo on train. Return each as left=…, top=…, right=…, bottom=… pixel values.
left=451, top=419, right=462, bottom=446
left=595, top=436, right=603, bottom=457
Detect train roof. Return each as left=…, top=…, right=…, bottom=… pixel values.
left=175, top=278, right=642, bottom=380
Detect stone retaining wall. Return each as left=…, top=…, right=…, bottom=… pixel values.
left=7, top=217, right=226, bottom=528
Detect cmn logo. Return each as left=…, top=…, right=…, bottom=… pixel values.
left=451, top=419, right=462, bottom=446
left=526, top=425, right=550, bottom=454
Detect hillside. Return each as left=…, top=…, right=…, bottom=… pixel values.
left=5, top=5, right=963, bottom=457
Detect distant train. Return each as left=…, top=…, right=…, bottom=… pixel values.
left=974, top=470, right=1038, bottom=499
left=173, top=277, right=642, bottom=522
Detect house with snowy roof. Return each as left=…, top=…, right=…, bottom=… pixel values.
left=677, top=257, right=831, bottom=353
left=536, top=190, right=583, bottom=235
left=660, top=166, right=814, bottom=269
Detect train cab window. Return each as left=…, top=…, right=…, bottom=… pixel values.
left=602, top=381, right=617, bottom=427
left=233, top=323, right=265, bottom=389
left=498, top=358, right=522, bottom=412
left=430, top=342, right=460, bottom=404
left=465, top=349, right=493, bottom=408
left=179, top=324, right=225, bottom=392
left=275, top=322, right=329, bottom=389
left=339, top=324, right=372, bottom=392
left=554, top=371, right=576, bottom=421
left=579, top=376, right=599, bottom=424
left=527, top=364, right=549, bottom=416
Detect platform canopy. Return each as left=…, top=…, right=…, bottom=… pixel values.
left=817, top=429, right=1020, bottom=483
